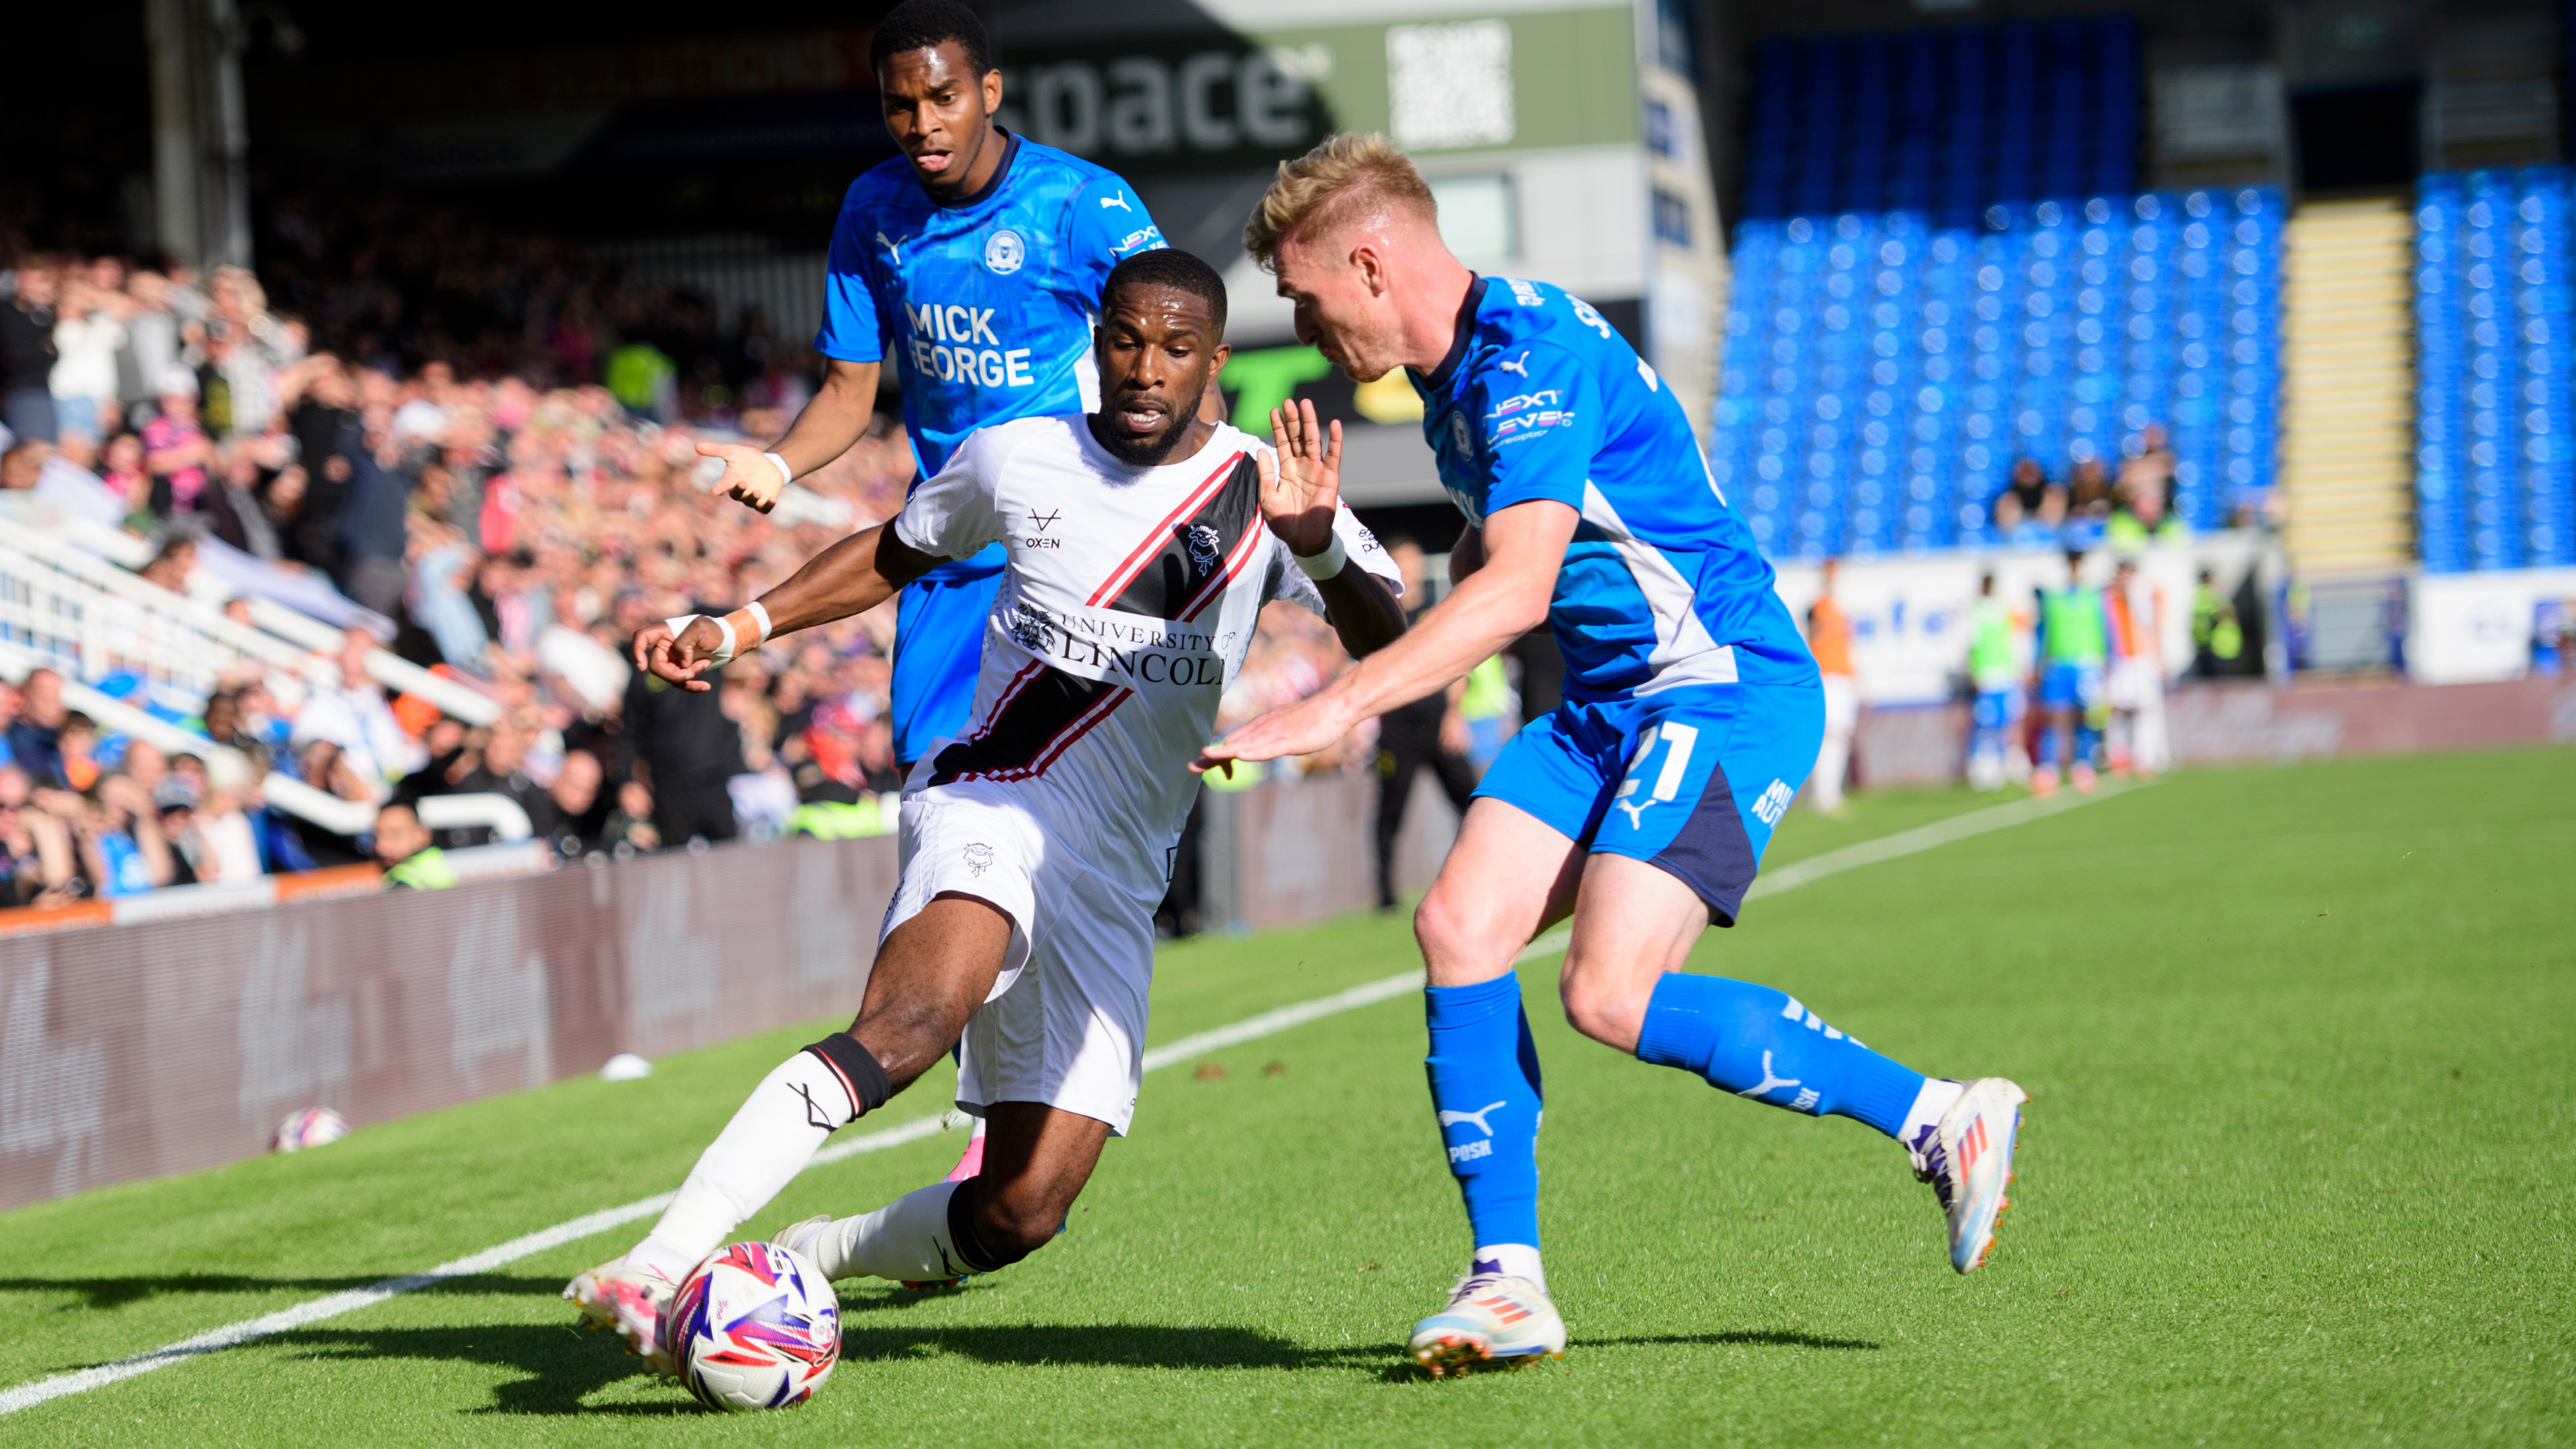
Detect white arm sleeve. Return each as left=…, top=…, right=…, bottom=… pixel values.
left=891, top=426, right=1011, bottom=560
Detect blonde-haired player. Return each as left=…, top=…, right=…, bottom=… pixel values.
left=1205, top=134, right=2028, bottom=1375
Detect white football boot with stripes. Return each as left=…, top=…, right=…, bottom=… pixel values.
left=1407, top=1270, right=1566, bottom=1376
left=1912, top=1076, right=2027, bottom=1273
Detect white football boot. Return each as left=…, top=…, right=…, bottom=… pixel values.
left=563, top=1259, right=680, bottom=1375
left=774, top=1214, right=833, bottom=1271
left=1911, top=1076, right=2027, bottom=1273
left=1407, top=1271, right=1566, bottom=1377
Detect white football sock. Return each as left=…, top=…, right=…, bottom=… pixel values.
left=809, top=1180, right=968, bottom=1283
left=1898, top=1077, right=1967, bottom=1156
left=624, top=1051, right=857, bottom=1281
left=1472, top=1242, right=1546, bottom=1293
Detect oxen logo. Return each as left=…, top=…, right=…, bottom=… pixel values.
left=963, top=843, right=996, bottom=877
left=1182, top=523, right=1223, bottom=579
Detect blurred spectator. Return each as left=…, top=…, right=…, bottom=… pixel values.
left=2191, top=567, right=2247, bottom=678
left=2105, top=557, right=2170, bottom=780
left=543, top=746, right=615, bottom=857
left=2066, top=457, right=2114, bottom=521
left=138, top=534, right=195, bottom=592
left=336, top=413, right=413, bottom=616
left=74, top=773, right=177, bottom=896
left=3, top=261, right=59, bottom=443
left=58, top=713, right=97, bottom=792
left=374, top=801, right=455, bottom=890
left=286, top=738, right=376, bottom=867
left=1370, top=540, right=1477, bottom=912
left=290, top=632, right=423, bottom=792
left=1806, top=558, right=1857, bottom=815
left=623, top=653, right=744, bottom=848
left=444, top=707, right=563, bottom=842
left=1992, top=457, right=2065, bottom=534
left=118, top=270, right=182, bottom=412
left=0, top=766, right=76, bottom=906
left=141, top=369, right=211, bottom=513
left=11, top=669, right=68, bottom=787
left=50, top=274, right=124, bottom=445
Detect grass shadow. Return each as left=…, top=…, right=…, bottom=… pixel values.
left=5, top=1273, right=569, bottom=1313
left=245, top=1316, right=1882, bottom=1415
left=1363, top=1328, right=1880, bottom=1383
left=268, top=1323, right=695, bottom=1417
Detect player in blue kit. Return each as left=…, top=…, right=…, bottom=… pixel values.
left=1205, top=135, right=2030, bottom=1375
left=697, top=0, right=1171, bottom=769
left=695, top=0, right=1170, bottom=1187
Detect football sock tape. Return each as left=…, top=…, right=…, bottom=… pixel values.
left=945, top=1179, right=1034, bottom=1273
left=803, top=1032, right=892, bottom=1122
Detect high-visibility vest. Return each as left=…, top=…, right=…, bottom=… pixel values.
left=1968, top=597, right=2019, bottom=690
left=384, top=848, right=459, bottom=891
left=2038, top=586, right=2108, bottom=664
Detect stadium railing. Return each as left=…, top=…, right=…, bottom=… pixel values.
left=5, top=515, right=499, bottom=726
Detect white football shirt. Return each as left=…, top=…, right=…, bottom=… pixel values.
left=892, top=415, right=1402, bottom=892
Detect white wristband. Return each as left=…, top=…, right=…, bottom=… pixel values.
left=743, top=600, right=773, bottom=648
left=665, top=613, right=737, bottom=665
left=763, top=451, right=794, bottom=490
left=1293, top=531, right=1348, bottom=580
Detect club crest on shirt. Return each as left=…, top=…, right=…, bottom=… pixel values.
left=1008, top=602, right=1054, bottom=651
left=1182, top=522, right=1223, bottom=580
left=984, top=229, right=1026, bottom=275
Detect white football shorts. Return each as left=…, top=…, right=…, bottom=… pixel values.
left=879, top=781, right=1157, bottom=1136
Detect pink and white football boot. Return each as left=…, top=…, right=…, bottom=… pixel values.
left=563, top=1259, right=680, bottom=1375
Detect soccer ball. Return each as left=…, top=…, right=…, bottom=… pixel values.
left=668, top=1242, right=840, bottom=1411
left=273, top=1107, right=348, bottom=1152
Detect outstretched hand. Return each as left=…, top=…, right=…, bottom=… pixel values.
left=631, top=617, right=728, bottom=692
left=1256, top=398, right=1341, bottom=559
left=700, top=440, right=787, bottom=515
left=1190, top=686, right=1358, bottom=776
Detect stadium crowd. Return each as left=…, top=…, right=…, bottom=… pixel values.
left=0, top=243, right=1385, bottom=905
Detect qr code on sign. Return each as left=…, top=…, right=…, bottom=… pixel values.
left=1387, top=20, right=1515, bottom=151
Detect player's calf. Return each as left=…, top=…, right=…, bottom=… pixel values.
left=778, top=1102, right=1103, bottom=1286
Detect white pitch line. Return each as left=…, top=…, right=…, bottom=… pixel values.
left=0, top=784, right=2120, bottom=1416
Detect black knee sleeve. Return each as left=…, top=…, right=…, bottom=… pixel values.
left=946, top=1176, right=1037, bottom=1273
left=801, top=1031, right=892, bottom=1123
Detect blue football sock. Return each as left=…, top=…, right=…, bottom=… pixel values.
left=2036, top=721, right=2063, bottom=768
left=2074, top=717, right=2102, bottom=768
left=1635, top=974, right=1923, bottom=1139
left=1425, top=975, right=1544, bottom=1252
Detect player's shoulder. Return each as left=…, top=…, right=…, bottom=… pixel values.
left=972, top=411, right=1083, bottom=455
left=1474, top=276, right=1632, bottom=357
left=840, top=156, right=926, bottom=215
left=1010, top=140, right=1163, bottom=248
left=1005, top=140, right=1130, bottom=205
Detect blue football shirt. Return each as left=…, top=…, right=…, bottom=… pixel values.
left=813, top=131, right=1166, bottom=759
left=1408, top=276, right=1817, bottom=703
left=815, top=131, right=1167, bottom=478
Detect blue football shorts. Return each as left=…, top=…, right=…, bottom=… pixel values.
left=1472, top=679, right=1825, bottom=927
left=2037, top=660, right=2104, bottom=711
left=888, top=545, right=1008, bottom=765
left=1972, top=684, right=2022, bottom=732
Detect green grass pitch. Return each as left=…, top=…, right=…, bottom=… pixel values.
left=3, top=748, right=2571, bottom=1444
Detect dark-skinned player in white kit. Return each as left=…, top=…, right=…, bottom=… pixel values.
left=565, top=248, right=1408, bottom=1372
